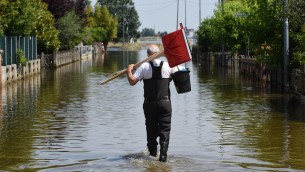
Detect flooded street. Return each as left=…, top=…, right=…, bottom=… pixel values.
left=1, top=48, right=305, bottom=171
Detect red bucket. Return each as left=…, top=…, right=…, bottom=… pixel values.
left=161, top=27, right=192, bottom=68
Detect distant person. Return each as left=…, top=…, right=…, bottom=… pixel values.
left=100, top=43, right=105, bottom=53
left=126, top=44, right=176, bottom=162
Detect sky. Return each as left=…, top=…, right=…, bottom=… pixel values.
left=90, top=0, right=218, bottom=33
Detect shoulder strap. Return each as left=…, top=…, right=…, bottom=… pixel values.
left=149, top=61, right=153, bottom=67
left=149, top=61, right=164, bottom=67
left=160, top=61, right=164, bottom=67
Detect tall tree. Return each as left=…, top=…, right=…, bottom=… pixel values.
left=84, top=3, right=95, bottom=27
left=75, top=0, right=90, bottom=27
left=81, top=4, right=95, bottom=45
left=213, top=1, right=250, bottom=54
left=42, top=0, right=75, bottom=21
left=75, top=0, right=87, bottom=19
left=141, top=28, right=155, bottom=37
left=288, top=0, right=305, bottom=67
left=57, top=11, right=82, bottom=50
left=3, top=0, right=38, bottom=35
left=43, top=0, right=98, bottom=49
left=0, top=0, right=8, bottom=36
left=93, top=4, right=118, bottom=48
left=197, top=18, right=217, bottom=52
left=198, top=0, right=285, bottom=67
left=0, top=0, right=59, bottom=52
left=97, top=0, right=141, bottom=42
left=289, top=0, right=305, bottom=30
left=34, top=1, right=60, bottom=53
left=245, top=0, right=284, bottom=67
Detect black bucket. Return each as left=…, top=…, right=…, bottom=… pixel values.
left=172, top=68, right=191, bottom=94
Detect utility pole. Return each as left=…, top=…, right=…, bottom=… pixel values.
left=123, top=17, right=125, bottom=46
left=154, top=24, right=155, bottom=34
left=176, top=0, right=179, bottom=30
left=283, top=0, right=289, bottom=92
left=197, top=0, right=202, bottom=62
left=199, top=0, right=201, bottom=25
left=185, top=0, right=187, bottom=28
left=221, top=0, right=225, bottom=67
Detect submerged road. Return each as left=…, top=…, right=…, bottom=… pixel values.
left=0, top=48, right=305, bottom=171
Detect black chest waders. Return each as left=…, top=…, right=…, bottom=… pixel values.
left=143, top=61, right=171, bottom=162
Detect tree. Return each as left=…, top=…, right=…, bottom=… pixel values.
left=75, top=0, right=92, bottom=28
left=97, top=0, right=141, bottom=41
left=0, top=0, right=59, bottom=52
left=80, top=3, right=95, bottom=45
left=57, top=11, right=82, bottom=50
left=203, top=1, right=249, bottom=54
left=159, top=31, right=168, bottom=37
left=245, top=0, right=284, bottom=67
left=0, top=0, right=8, bottom=36
left=288, top=0, right=305, bottom=68
left=42, top=0, right=95, bottom=50
left=84, top=3, right=95, bottom=27
left=141, top=28, right=155, bottom=37
left=197, top=18, right=218, bottom=52
left=3, top=0, right=38, bottom=35
left=34, top=1, right=60, bottom=53
left=288, top=0, right=305, bottom=28
left=43, top=0, right=100, bottom=47
left=42, top=0, right=75, bottom=21
left=198, top=0, right=285, bottom=67
left=223, top=2, right=249, bottom=53
left=75, top=0, right=88, bottom=20
left=93, top=4, right=118, bottom=48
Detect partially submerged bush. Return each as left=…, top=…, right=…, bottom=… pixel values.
left=17, top=49, right=27, bottom=66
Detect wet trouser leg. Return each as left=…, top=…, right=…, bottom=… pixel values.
left=143, top=101, right=158, bottom=156
left=143, top=100, right=172, bottom=160
left=157, top=100, right=171, bottom=162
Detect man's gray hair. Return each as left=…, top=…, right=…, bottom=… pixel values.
left=147, top=46, right=160, bottom=55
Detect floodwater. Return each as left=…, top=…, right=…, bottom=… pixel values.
left=1, top=48, right=305, bottom=172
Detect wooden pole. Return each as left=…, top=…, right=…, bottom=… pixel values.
left=100, top=50, right=165, bottom=85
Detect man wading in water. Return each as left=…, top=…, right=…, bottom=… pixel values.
left=126, top=44, right=175, bottom=162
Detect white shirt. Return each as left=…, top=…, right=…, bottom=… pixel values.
left=134, top=59, right=177, bottom=81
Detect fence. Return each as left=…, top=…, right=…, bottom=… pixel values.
left=194, top=51, right=305, bottom=94
left=40, top=45, right=93, bottom=68
left=0, top=36, right=37, bottom=66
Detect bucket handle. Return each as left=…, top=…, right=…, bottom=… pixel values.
left=178, top=23, right=189, bottom=70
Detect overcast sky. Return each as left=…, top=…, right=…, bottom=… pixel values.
left=90, top=0, right=218, bottom=33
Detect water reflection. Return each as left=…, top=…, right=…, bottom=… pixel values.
left=195, top=61, right=305, bottom=171
left=1, top=75, right=41, bottom=170
left=0, top=50, right=305, bottom=171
